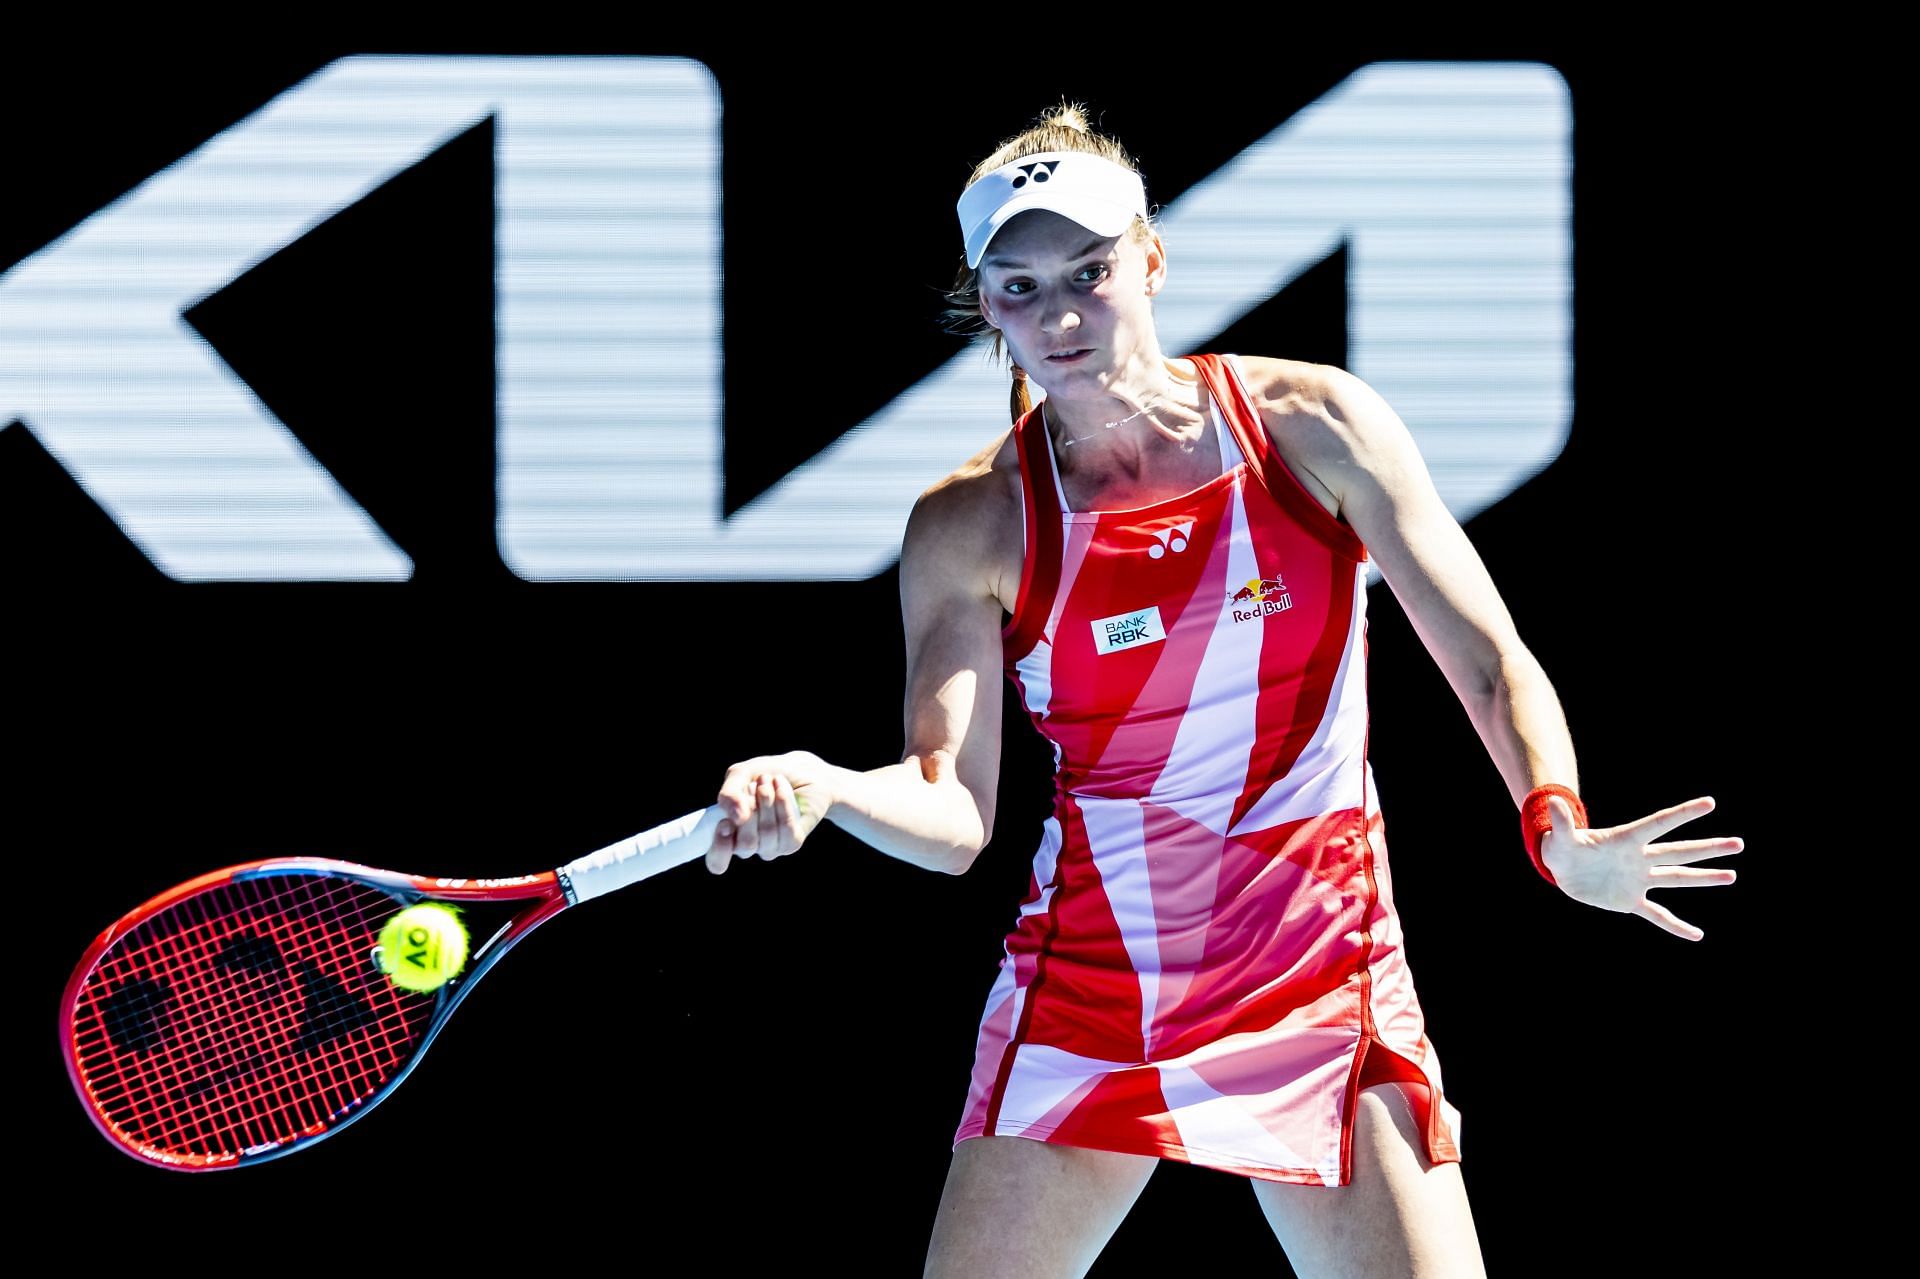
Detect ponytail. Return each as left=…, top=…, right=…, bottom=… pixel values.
left=1010, top=364, right=1034, bottom=424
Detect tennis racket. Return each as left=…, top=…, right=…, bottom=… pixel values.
left=59, top=803, right=726, bottom=1171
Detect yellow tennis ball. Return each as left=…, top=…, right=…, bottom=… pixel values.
left=377, top=904, right=469, bottom=993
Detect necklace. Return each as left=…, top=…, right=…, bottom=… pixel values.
left=1044, top=389, right=1164, bottom=448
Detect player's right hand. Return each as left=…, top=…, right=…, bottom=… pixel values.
left=706, top=751, right=834, bottom=874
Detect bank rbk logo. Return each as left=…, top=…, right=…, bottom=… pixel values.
left=1092, top=605, right=1167, bottom=654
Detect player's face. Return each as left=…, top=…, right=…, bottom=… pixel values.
left=976, top=209, right=1163, bottom=391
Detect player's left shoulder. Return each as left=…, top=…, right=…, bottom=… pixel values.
left=1227, top=354, right=1393, bottom=501
left=1234, top=352, right=1398, bottom=435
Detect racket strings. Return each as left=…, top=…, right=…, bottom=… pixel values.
left=70, top=873, right=438, bottom=1162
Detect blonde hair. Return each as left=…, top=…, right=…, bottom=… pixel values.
left=938, top=99, right=1159, bottom=424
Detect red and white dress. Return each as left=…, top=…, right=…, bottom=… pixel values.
left=952, top=351, right=1463, bottom=1186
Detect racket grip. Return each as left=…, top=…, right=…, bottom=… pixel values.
left=558, top=804, right=725, bottom=905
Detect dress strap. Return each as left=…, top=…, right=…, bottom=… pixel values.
left=1004, top=405, right=1064, bottom=662
left=1212, top=387, right=1245, bottom=471
left=1187, top=352, right=1368, bottom=563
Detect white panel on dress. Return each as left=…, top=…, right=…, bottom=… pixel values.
left=1076, top=794, right=1162, bottom=1052
left=1040, top=519, right=1099, bottom=651
left=1149, top=480, right=1263, bottom=830
left=998, top=1041, right=1127, bottom=1135
left=1014, top=641, right=1053, bottom=721
left=1009, top=815, right=1065, bottom=926
left=1155, top=1028, right=1350, bottom=1181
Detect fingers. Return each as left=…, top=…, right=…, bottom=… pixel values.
left=1547, top=795, right=1590, bottom=844
left=752, top=775, right=806, bottom=859
left=709, top=767, right=811, bottom=874
left=1619, top=795, right=1718, bottom=841
left=722, top=767, right=764, bottom=856
left=1643, top=836, right=1745, bottom=867
left=771, top=774, right=802, bottom=856
left=707, top=800, right=735, bottom=874
left=1637, top=897, right=1705, bottom=942
left=710, top=764, right=763, bottom=874
left=1648, top=866, right=1738, bottom=887
left=757, top=774, right=779, bottom=855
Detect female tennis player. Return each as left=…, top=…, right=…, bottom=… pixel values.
left=700, top=102, right=1743, bottom=1278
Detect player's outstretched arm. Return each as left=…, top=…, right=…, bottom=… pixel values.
left=706, top=471, right=1006, bottom=876
left=1266, top=361, right=1743, bottom=935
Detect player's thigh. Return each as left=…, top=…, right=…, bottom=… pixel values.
left=924, top=1134, right=1160, bottom=1279
left=1248, top=1083, right=1487, bottom=1279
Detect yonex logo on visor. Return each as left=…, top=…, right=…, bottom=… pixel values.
left=957, top=150, right=1149, bottom=270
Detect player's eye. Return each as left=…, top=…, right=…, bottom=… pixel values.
left=1004, top=264, right=1107, bottom=296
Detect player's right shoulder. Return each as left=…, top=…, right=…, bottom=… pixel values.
left=906, top=426, right=1021, bottom=549
left=902, top=426, right=1024, bottom=594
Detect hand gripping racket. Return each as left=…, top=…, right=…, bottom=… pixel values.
left=59, top=804, right=726, bottom=1171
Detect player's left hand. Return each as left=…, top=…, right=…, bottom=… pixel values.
left=1541, top=794, right=1742, bottom=941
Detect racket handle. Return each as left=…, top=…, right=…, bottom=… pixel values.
left=558, top=804, right=725, bottom=905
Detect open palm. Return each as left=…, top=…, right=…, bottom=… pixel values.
left=1541, top=795, right=1742, bottom=941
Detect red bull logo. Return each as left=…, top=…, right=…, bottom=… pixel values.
left=1228, top=575, right=1292, bottom=622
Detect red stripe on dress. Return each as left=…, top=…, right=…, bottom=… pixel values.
left=983, top=795, right=1078, bottom=1136
left=1004, top=407, right=1062, bottom=664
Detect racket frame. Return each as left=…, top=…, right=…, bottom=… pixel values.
left=61, top=858, right=568, bottom=1171
left=60, top=804, right=720, bottom=1170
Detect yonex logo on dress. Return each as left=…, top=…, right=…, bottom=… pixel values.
left=1146, top=522, right=1194, bottom=559
left=1091, top=604, right=1167, bottom=654
left=1228, top=575, right=1293, bottom=622
left=1012, top=161, right=1057, bottom=188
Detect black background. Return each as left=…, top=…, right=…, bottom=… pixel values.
left=11, top=26, right=1804, bottom=1275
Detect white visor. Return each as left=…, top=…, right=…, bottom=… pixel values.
left=956, top=150, right=1148, bottom=270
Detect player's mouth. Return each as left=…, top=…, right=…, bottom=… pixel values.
left=1046, top=348, right=1093, bottom=364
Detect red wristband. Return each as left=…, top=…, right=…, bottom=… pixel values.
left=1521, top=784, right=1587, bottom=886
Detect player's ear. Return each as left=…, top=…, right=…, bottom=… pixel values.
left=1144, top=230, right=1168, bottom=297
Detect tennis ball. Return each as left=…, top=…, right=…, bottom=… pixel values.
left=377, top=904, right=469, bottom=993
